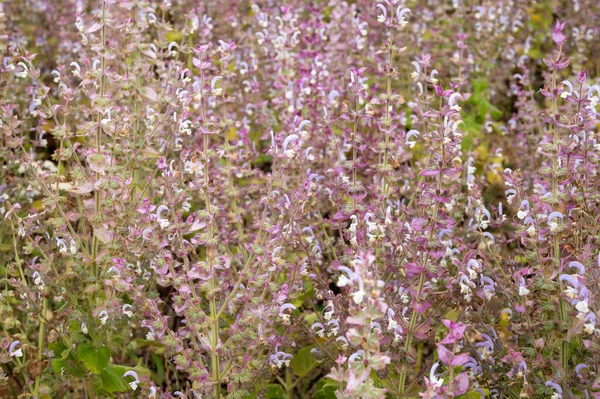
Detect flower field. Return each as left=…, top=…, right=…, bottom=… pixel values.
left=1, top=0, right=600, bottom=398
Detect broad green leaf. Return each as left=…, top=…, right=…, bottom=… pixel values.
left=290, top=346, right=318, bottom=378
left=314, top=385, right=337, bottom=399
left=165, top=31, right=183, bottom=43
left=77, top=343, right=110, bottom=374
left=151, top=353, right=165, bottom=386
left=312, top=378, right=339, bottom=399
left=266, top=384, right=285, bottom=399
left=51, top=357, right=87, bottom=378
left=98, top=366, right=129, bottom=393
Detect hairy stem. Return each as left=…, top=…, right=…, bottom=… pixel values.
left=382, top=30, right=394, bottom=197
left=91, top=0, right=107, bottom=276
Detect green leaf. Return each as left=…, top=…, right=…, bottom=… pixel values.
left=98, top=365, right=129, bottom=393
left=49, top=341, right=68, bottom=358
left=290, top=346, right=318, bottom=378
left=230, top=389, right=253, bottom=399
left=312, top=378, right=340, bottom=399
left=456, top=387, right=491, bottom=398
left=314, top=385, right=337, bottom=399
left=51, top=356, right=87, bottom=378
left=51, top=358, right=67, bottom=375
left=151, top=353, right=165, bottom=386
left=266, top=384, right=285, bottom=399
left=165, top=31, right=183, bottom=43
left=77, top=343, right=110, bottom=374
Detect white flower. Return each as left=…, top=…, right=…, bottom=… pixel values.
left=98, top=310, right=109, bottom=325
left=75, top=16, right=84, bottom=31
left=575, top=301, right=589, bottom=314
left=155, top=205, right=170, bottom=228
left=327, top=320, right=340, bottom=337
left=323, top=301, right=334, bottom=320
left=32, top=271, right=44, bottom=286
left=283, top=149, right=296, bottom=159
left=337, top=274, right=351, bottom=287
left=584, top=322, right=595, bottom=334
left=69, top=240, right=77, bottom=255
left=146, top=327, right=156, bottom=341
left=468, top=268, right=478, bottom=280
left=459, top=282, right=471, bottom=295
left=122, top=304, right=134, bottom=318
left=56, top=238, right=68, bottom=254
left=429, top=363, right=444, bottom=388
left=17, top=62, right=29, bottom=78
left=81, top=323, right=88, bottom=334
left=178, top=120, right=193, bottom=135
left=10, top=348, right=23, bottom=357
left=9, top=341, right=23, bottom=358
left=388, top=318, right=398, bottom=331
left=519, top=285, right=530, bottom=296
left=123, top=371, right=140, bottom=391
left=313, top=324, right=325, bottom=338
left=184, top=160, right=203, bottom=176
left=401, top=292, right=410, bottom=304
left=270, top=352, right=292, bottom=369
left=351, top=289, right=365, bottom=304
left=517, top=209, right=527, bottom=220
left=565, top=286, right=578, bottom=299
left=483, top=289, right=494, bottom=301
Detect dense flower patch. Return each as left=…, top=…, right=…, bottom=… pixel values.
left=1, top=0, right=600, bottom=398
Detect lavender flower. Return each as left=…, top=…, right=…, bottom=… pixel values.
left=123, top=371, right=140, bottom=391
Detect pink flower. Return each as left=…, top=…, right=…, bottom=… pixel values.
left=440, top=319, right=467, bottom=344
left=437, top=344, right=469, bottom=366
left=552, top=19, right=567, bottom=45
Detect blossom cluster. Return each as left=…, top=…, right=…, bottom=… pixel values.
left=1, top=0, right=600, bottom=398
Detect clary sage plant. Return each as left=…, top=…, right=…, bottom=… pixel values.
left=1, top=0, right=600, bottom=398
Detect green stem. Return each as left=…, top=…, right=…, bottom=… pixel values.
left=351, top=74, right=359, bottom=213
left=210, top=272, right=221, bottom=398
left=18, top=144, right=90, bottom=259
left=382, top=30, right=394, bottom=197
left=399, top=102, right=445, bottom=398
left=201, top=68, right=221, bottom=396
left=9, top=220, right=27, bottom=286
left=285, top=368, right=293, bottom=399
left=398, top=271, right=425, bottom=396
left=550, top=45, right=569, bottom=383
left=87, top=375, right=96, bottom=399
left=33, top=298, right=48, bottom=397
left=91, top=0, right=107, bottom=276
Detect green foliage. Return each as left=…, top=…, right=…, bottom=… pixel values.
left=50, top=341, right=86, bottom=378
left=461, top=78, right=502, bottom=150
left=77, top=343, right=110, bottom=374
left=265, top=384, right=285, bottom=399
left=290, top=346, right=318, bottom=378
left=97, top=365, right=130, bottom=394
left=313, top=378, right=339, bottom=399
